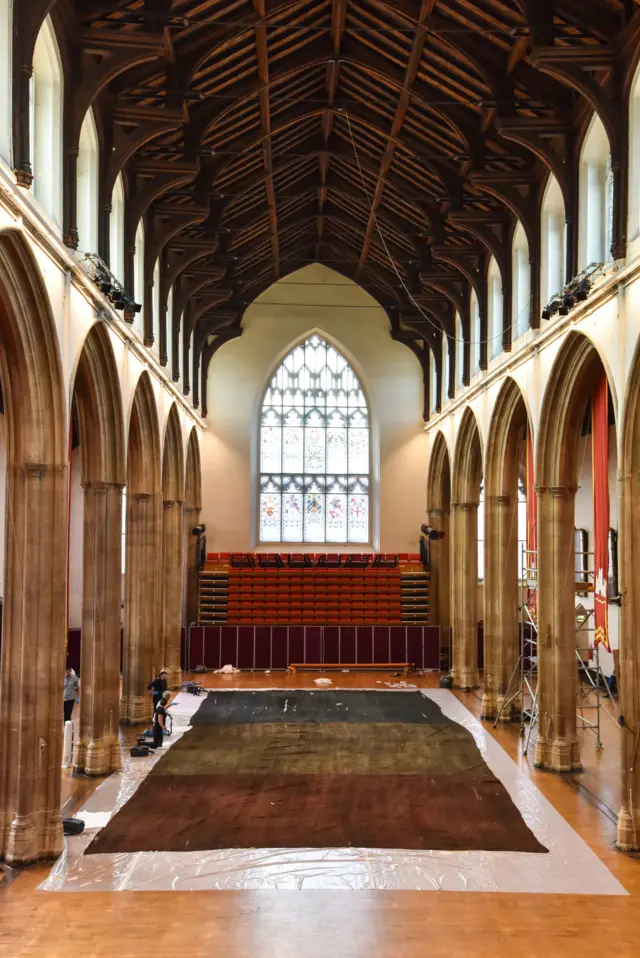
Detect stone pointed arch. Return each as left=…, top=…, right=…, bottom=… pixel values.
left=71, top=321, right=125, bottom=776
left=122, top=371, right=162, bottom=723
left=185, top=426, right=202, bottom=510
left=160, top=404, right=185, bottom=686
left=450, top=407, right=483, bottom=690
left=483, top=378, right=530, bottom=720
left=535, top=331, right=616, bottom=773
left=73, top=322, right=125, bottom=484
left=617, top=334, right=640, bottom=850
left=426, top=431, right=452, bottom=665
left=0, top=228, right=67, bottom=865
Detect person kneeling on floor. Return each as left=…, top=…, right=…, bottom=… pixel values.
left=152, top=692, right=170, bottom=749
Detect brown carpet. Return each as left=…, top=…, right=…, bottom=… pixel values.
left=86, top=690, right=547, bottom=855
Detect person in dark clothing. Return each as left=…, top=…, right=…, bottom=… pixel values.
left=148, top=670, right=168, bottom=715
left=63, top=668, right=80, bottom=722
left=152, top=693, right=170, bottom=749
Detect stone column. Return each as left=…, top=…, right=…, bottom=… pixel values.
left=161, top=498, right=184, bottom=688
left=483, top=493, right=518, bottom=719
left=428, top=508, right=451, bottom=665
left=121, top=492, right=160, bottom=724
left=183, top=506, right=200, bottom=629
left=0, top=461, right=68, bottom=865
left=451, top=499, right=480, bottom=689
left=535, top=485, right=581, bottom=771
left=74, top=482, right=124, bottom=776
left=617, top=470, right=640, bottom=849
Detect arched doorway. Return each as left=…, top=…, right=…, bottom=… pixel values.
left=536, top=332, right=617, bottom=772
left=451, top=408, right=483, bottom=689
left=71, top=323, right=124, bottom=775
left=483, top=379, right=530, bottom=720
left=426, top=432, right=451, bottom=669
left=160, top=405, right=184, bottom=687
left=121, top=372, right=161, bottom=724
left=0, top=230, right=67, bottom=864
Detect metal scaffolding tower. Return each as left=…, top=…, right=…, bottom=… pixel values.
left=494, top=546, right=617, bottom=754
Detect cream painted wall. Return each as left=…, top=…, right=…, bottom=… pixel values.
left=201, top=264, right=428, bottom=553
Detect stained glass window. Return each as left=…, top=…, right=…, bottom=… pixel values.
left=259, top=334, right=370, bottom=543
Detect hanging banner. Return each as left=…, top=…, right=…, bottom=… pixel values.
left=592, top=371, right=611, bottom=651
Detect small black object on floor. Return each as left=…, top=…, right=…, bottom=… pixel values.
left=439, top=674, right=453, bottom=689
left=63, top=818, right=85, bottom=836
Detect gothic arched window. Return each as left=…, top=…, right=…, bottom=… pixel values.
left=259, top=334, right=370, bottom=544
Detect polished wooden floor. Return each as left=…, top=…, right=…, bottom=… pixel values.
left=1, top=671, right=639, bottom=958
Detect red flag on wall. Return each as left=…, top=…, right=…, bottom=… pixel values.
left=592, top=371, right=610, bottom=652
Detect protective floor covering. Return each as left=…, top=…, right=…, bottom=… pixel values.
left=39, top=690, right=628, bottom=893
left=86, top=689, right=545, bottom=855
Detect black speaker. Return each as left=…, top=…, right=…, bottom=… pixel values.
left=63, top=818, right=85, bottom=836
left=130, top=745, right=150, bottom=757
left=439, top=674, right=453, bottom=689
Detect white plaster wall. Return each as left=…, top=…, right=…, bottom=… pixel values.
left=201, top=264, right=428, bottom=553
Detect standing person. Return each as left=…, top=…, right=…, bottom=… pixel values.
left=148, top=669, right=168, bottom=715
left=63, top=667, right=80, bottom=723
left=152, top=692, right=170, bottom=749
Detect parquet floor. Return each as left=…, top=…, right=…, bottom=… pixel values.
left=1, top=671, right=639, bottom=958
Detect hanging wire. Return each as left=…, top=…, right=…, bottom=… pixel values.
left=343, top=107, right=531, bottom=349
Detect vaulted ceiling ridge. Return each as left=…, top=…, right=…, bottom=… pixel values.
left=28, top=0, right=638, bottom=400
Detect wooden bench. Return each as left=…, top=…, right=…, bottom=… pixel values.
left=288, top=662, right=413, bottom=676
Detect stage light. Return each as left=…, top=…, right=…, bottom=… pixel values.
left=575, top=280, right=590, bottom=301
left=192, top=523, right=206, bottom=536
left=99, top=281, right=112, bottom=295
left=559, top=293, right=575, bottom=316
left=133, top=302, right=142, bottom=313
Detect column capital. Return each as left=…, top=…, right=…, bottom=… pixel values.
left=163, top=498, right=185, bottom=509
left=184, top=506, right=200, bottom=516
left=22, top=462, right=47, bottom=479
left=534, top=484, right=577, bottom=499
left=82, top=480, right=125, bottom=492
left=452, top=499, right=479, bottom=511
left=132, top=492, right=152, bottom=502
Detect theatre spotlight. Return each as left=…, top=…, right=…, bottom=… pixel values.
left=99, top=280, right=112, bottom=295
left=133, top=302, right=142, bottom=313
left=559, top=292, right=576, bottom=316
left=420, top=524, right=445, bottom=541
left=192, top=523, right=206, bottom=536
left=575, top=279, right=590, bottom=302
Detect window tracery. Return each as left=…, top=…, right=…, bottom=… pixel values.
left=259, top=335, right=370, bottom=544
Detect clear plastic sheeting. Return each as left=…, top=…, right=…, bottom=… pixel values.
left=40, top=690, right=627, bottom=894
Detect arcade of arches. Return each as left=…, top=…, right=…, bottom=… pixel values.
left=5, top=2, right=640, bottom=955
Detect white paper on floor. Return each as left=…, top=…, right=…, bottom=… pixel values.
left=40, top=688, right=627, bottom=894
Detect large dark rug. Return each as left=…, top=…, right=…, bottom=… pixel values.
left=87, top=690, right=546, bottom=855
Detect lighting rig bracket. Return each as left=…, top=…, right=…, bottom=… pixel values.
left=541, top=261, right=618, bottom=321
left=79, top=253, right=142, bottom=317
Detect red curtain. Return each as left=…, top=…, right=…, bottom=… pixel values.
left=592, top=372, right=610, bottom=651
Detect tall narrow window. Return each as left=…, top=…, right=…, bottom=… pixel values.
left=541, top=174, right=566, bottom=308
left=152, top=258, right=160, bottom=358
left=455, top=311, right=464, bottom=391
left=470, top=291, right=481, bottom=375
left=133, top=220, right=145, bottom=339
left=629, top=63, right=640, bottom=244
left=442, top=330, right=450, bottom=404
left=429, top=348, right=437, bottom=415
left=512, top=221, right=530, bottom=339
left=259, top=334, right=370, bottom=544
left=477, top=480, right=485, bottom=581
left=166, top=286, right=174, bottom=380
left=30, top=16, right=63, bottom=226
left=76, top=108, right=99, bottom=253
left=487, top=257, right=503, bottom=360
left=579, top=113, right=612, bottom=269
left=0, top=0, right=12, bottom=165
left=110, top=173, right=125, bottom=281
